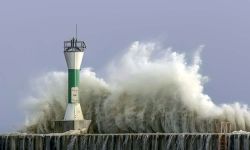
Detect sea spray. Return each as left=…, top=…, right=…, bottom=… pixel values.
left=23, top=41, right=250, bottom=133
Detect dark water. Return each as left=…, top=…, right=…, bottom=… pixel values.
left=0, top=133, right=249, bottom=150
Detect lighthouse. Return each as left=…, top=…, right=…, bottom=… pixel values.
left=64, top=37, right=84, bottom=120
left=54, top=37, right=91, bottom=133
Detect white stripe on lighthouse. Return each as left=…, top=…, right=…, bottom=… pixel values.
left=64, top=52, right=84, bottom=69
left=64, top=103, right=84, bottom=120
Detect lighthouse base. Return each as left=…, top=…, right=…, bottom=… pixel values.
left=54, top=120, right=91, bottom=133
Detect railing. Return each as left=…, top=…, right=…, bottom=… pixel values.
left=64, top=39, right=86, bottom=52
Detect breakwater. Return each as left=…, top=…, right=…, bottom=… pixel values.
left=1, top=133, right=250, bottom=150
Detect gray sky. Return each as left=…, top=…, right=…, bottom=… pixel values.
left=1, top=0, right=250, bottom=133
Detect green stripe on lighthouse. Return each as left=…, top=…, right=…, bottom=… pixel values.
left=68, top=69, right=80, bottom=103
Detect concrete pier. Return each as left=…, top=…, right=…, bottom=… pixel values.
left=0, top=133, right=249, bottom=150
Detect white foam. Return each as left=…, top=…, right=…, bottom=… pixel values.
left=22, top=41, right=250, bottom=133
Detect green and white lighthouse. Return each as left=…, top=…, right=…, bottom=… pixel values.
left=54, top=37, right=91, bottom=133
left=64, top=38, right=85, bottom=120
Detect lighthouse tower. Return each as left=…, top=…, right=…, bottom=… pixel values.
left=54, top=37, right=91, bottom=133
left=64, top=37, right=85, bottom=120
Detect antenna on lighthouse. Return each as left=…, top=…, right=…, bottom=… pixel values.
left=75, top=24, right=78, bottom=39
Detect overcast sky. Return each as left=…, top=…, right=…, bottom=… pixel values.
left=1, top=0, right=250, bottom=133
